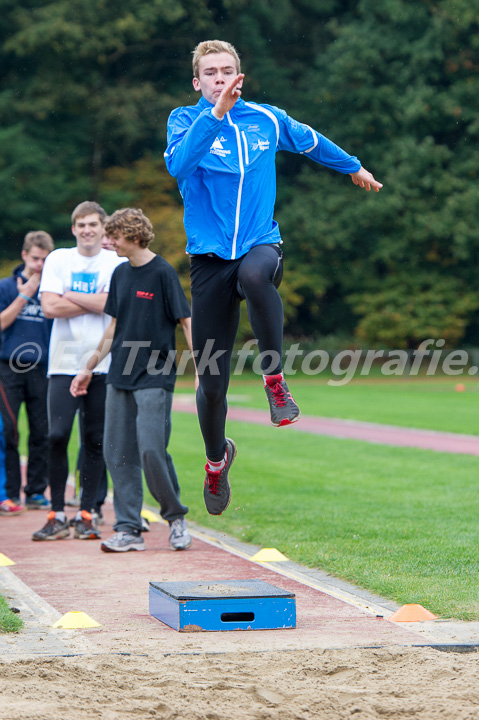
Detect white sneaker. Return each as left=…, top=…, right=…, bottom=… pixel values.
left=169, top=517, right=192, bottom=551
left=101, top=531, right=145, bottom=553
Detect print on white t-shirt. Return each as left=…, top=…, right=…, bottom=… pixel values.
left=39, top=247, right=126, bottom=375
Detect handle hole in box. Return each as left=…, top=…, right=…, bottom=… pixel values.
left=221, top=612, right=255, bottom=623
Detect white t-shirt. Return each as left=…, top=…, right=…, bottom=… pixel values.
left=39, top=247, right=125, bottom=375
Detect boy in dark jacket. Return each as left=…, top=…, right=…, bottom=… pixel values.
left=0, top=231, right=54, bottom=513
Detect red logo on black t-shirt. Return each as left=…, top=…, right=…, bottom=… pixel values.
left=136, top=291, right=154, bottom=300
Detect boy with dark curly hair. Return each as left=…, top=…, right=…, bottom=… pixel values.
left=71, top=208, right=195, bottom=552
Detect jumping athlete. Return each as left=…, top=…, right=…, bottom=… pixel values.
left=164, top=40, right=382, bottom=516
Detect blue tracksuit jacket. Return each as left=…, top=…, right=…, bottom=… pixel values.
left=165, top=96, right=361, bottom=260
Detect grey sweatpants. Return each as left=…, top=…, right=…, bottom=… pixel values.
left=103, top=385, right=188, bottom=533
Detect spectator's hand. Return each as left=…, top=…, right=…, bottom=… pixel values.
left=17, top=273, right=41, bottom=298
left=70, top=370, right=92, bottom=397
left=350, top=167, right=383, bottom=192
left=212, top=73, right=244, bottom=120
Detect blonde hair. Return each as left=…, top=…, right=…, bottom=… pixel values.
left=71, top=201, right=107, bottom=225
left=192, top=40, right=241, bottom=78
left=104, top=208, right=154, bottom=249
left=22, top=231, right=54, bottom=254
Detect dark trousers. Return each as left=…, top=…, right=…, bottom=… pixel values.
left=104, top=386, right=187, bottom=532
left=47, top=374, right=106, bottom=513
left=190, top=244, right=284, bottom=460
left=76, top=436, right=108, bottom=512
left=0, top=360, right=49, bottom=500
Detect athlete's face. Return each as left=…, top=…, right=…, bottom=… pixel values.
left=21, top=246, right=49, bottom=278
left=71, top=213, right=104, bottom=256
left=193, top=52, right=242, bottom=105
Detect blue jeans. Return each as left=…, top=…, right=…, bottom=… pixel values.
left=103, top=385, right=188, bottom=533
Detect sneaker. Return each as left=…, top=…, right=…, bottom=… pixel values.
left=203, top=438, right=237, bottom=516
left=73, top=510, right=101, bottom=540
left=25, top=494, right=51, bottom=510
left=101, top=531, right=145, bottom=553
left=66, top=494, right=81, bottom=507
left=264, top=374, right=301, bottom=427
left=169, top=517, right=192, bottom=550
left=0, top=499, right=26, bottom=516
left=32, top=512, right=70, bottom=540
left=141, top=516, right=150, bottom=532
left=92, top=509, right=105, bottom=526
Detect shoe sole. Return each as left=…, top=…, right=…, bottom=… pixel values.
left=101, top=543, right=145, bottom=552
left=222, top=437, right=237, bottom=515
left=32, top=530, right=70, bottom=541
left=75, top=532, right=101, bottom=540
left=169, top=538, right=193, bottom=551
left=272, top=411, right=301, bottom=427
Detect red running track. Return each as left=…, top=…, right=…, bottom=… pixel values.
left=172, top=400, right=479, bottom=456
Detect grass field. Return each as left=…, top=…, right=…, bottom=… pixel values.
left=17, top=376, right=479, bottom=620
left=0, top=594, right=23, bottom=633
left=222, top=374, right=479, bottom=435
left=158, top=411, right=479, bottom=621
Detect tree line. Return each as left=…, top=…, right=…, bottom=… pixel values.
left=1, top=0, right=478, bottom=347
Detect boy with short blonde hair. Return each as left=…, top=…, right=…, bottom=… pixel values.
left=165, top=39, right=383, bottom=517
left=192, top=40, right=240, bottom=78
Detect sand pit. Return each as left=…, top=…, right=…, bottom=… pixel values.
left=1, top=644, right=479, bottom=719
left=2, top=500, right=479, bottom=718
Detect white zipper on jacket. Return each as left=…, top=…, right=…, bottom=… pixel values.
left=226, top=111, right=245, bottom=260
left=241, top=131, right=249, bottom=165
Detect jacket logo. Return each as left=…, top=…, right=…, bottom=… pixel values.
left=137, top=291, right=154, bottom=300
left=210, top=136, right=231, bottom=157
left=252, top=139, right=270, bottom=152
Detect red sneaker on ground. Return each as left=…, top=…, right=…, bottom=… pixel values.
left=0, top=499, right=26, bottom=516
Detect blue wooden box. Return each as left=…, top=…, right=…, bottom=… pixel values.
left=149, top=579, right=296, bottom=632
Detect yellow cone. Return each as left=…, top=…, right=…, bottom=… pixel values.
left=251, top=548, right=289, bottom=562
left=0, top=553, right=15, bottom=566
left=141, top=509, right=161, bottom=523
left=388, top=604, right=438, bottom=622
left=52, top=611, right=101, bottom=629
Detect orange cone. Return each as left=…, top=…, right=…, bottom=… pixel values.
left=388, top=604, right=438, bottom=622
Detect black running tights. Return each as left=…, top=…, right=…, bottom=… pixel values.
left=190, top=244, right=284, bottom=461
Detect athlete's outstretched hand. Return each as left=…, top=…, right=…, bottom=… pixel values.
left=212, top=73, right=245, bottom=120
left=350, top=167, right=383, bottom=192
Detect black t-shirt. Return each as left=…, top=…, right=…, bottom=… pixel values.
left=104, top=255, right=190, bottom=391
